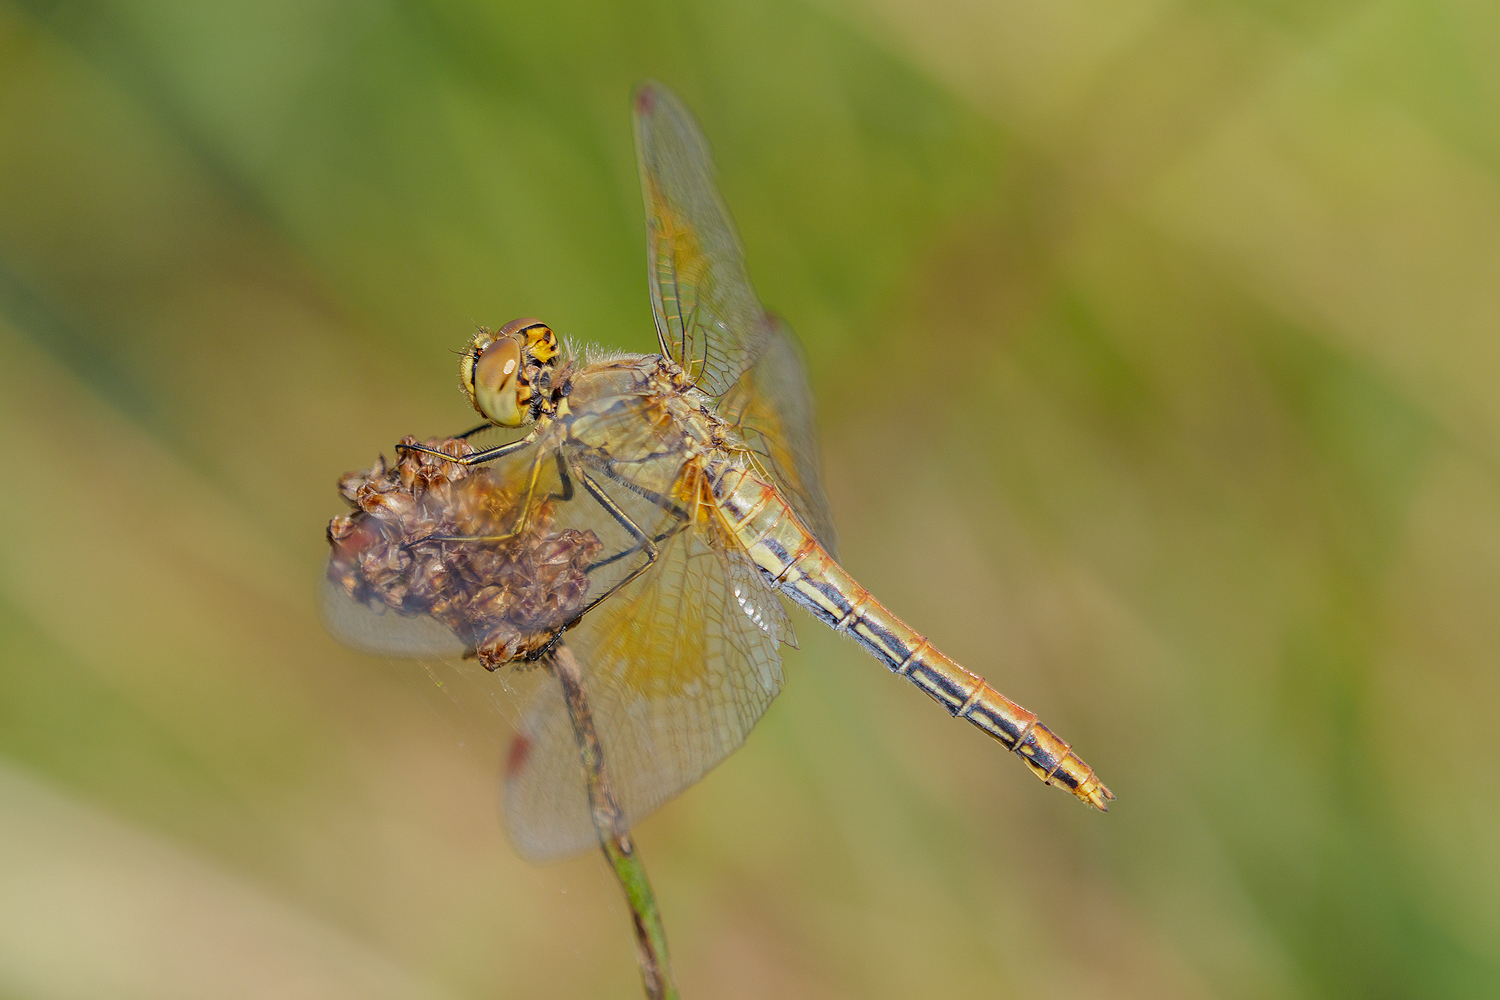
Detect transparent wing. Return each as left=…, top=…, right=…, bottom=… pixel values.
left=320, top=373, right=734, bottom=663
left=632, top=85, right=837, bottom=551
left=634, top=81, right=770, bottom=397
left=715, top=314, right=839, bottom=558
left=320, top=574, right=471, bottom=658
left=504, top=511, right=791, bottom=863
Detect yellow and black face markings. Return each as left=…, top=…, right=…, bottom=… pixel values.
left=521, top=321, right=559, bottom=365
left=459, top=318, right=564, bottom=427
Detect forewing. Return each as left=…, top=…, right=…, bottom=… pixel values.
left=504, top=515, right=791, bottom=862
left=716, top=315, right=838, bottom=558
left=634, top=82, right=769, bottom=397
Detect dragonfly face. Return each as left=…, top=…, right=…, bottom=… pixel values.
left=460, top=317, right=562, bottom=427
left=325, top=81, right=1110, bottom=863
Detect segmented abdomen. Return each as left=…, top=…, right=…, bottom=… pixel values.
left=710, top=461, right=1114, bottom=810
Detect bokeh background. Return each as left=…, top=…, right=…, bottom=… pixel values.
left=3, top=1, right=1498, bottom=997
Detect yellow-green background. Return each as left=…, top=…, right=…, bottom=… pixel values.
left=2, top=2, right=1497, bottom=997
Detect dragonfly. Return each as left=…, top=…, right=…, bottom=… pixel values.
left=325, top=82, right=1112, bottom=863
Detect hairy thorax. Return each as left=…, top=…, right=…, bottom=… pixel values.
left=560, top=352, right=745, bottom=467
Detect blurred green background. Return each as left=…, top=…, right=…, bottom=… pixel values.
left=3, top=1, right=1498, bottom=997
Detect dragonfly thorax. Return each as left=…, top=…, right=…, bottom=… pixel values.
left=461, top=318, right=563, bottom=427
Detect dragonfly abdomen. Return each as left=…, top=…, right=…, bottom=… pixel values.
left=711, top=462, right=1114, bottom=811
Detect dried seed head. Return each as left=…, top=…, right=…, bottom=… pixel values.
left=326, top=436, right=602, bottom=668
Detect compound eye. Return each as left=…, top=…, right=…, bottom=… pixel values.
left=472, top=335, right=524, bottom=425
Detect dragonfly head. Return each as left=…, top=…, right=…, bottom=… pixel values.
left=461, top=318, right=561, bottom=426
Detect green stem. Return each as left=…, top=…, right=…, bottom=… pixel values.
left=550, top=644, right=680, bottom=1000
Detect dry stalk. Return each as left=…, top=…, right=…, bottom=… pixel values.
left=549, top=643, right=679, bottom=1000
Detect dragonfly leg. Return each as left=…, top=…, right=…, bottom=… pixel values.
left=396, top=429, right=537, bottom=467
left=417, top=447, right=552, bottom=545
left=578, top=460, right=694, bottom=566
left=454, top=422, right=492, bottom=440
left=588, top=523, right=678, bottom=573
left=596, top=462, right=689, bottom=519
left=573, top=471, right=688, bottom=612
left=407, top=449, right=575, bottom=552
left=551, top=450, right=575, bottom=503
left=524, top=467, right=687, bottom=662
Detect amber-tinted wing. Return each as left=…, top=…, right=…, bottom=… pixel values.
left=716, top=314, right=838, bottom=557
left=634, top=81, right=769, bottom=397
left=504, top=509, right=792, bottom=862
left=324, top=399, right=798, bottom=862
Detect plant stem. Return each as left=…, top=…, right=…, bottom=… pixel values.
left=550, top=643, right=680, bottom=1000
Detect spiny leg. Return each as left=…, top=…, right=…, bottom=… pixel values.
left=579, top=459, right=696, bottom=574
left=573, top=470, right=682, bottom=611
left=589, top=523, right=679, bottom=573
left=418, top=446, right=553, bottom=545
left=596, top=461, right=690, bottom=519
left=397, top=430, right=537, bottom=467
left=525, top=464, right=687, bottom=661
left=551, top=450, right=575, bottom=503
left=407, top=449, right=577, bottom=553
